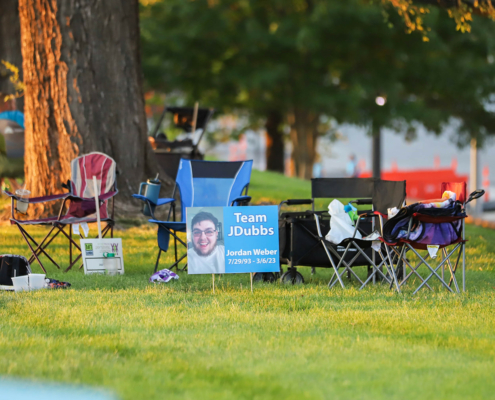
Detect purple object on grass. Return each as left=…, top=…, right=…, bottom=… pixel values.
left=150, top=269, right=179, bottom=283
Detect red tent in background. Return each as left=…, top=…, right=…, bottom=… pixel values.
left=360, top=164, right=468, bottom=201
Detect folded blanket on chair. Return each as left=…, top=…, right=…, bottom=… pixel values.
left=383, top=201, right=465, bottom=245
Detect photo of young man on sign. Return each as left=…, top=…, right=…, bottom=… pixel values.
left=187, top=205, right=280, bottom=275
left=187, top=209, right=225, bottom=274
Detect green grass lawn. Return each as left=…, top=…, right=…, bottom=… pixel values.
left=1, top=170, right=495, bottom=399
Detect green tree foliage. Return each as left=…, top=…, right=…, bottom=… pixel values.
left=140, top=0, right=495, bottom=177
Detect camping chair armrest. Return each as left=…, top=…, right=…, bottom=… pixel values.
left=359, top=212, right=380, bottom=219
left=2, top=190, right=20, bottom=201
left=466, top=189, right=485, bottom=204
left=98, top=190, right=118, bottom=202
left=231, top=195, right=251, bottom=206
left=157, top=198, right=175, bottom=207
left=132, top=193, right=154, bottom=205
left=279, top=199, right=313, bottom=213
left=68, top=190, right=118, bottom=203
left=132, top=194, right=173, bottom=207
left=2, top=191, right=70, bottom=204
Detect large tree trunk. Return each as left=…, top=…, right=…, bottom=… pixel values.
left=288, top=108, right=319, bottom=180
left=265, top=110, right=285, bottom=173
left=19, top=0, right=166, bottom=217
left=0, top=0, right=23, bottom=111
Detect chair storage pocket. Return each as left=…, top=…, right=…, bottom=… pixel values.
left=279, top=213, right=373, bottom=268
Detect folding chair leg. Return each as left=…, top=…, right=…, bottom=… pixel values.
left=372, top=249, right=376, bottom=285
left=154, top=249, right=162, bottom=273
left=22, top=226, right=62, bottom=270
left=27, top=225, right=57, bottom=265
left=321, top=242, right=345, bottom=289
left=25, top=226, right=64, bottom=269
left=391, top=245, right=407, bottom=289
left=359, top=258, right=391, bottom=290
left=384, top=244, right=401, bottom=293
left=328, top=254, right=363, bottom=288
left=449, top=246, right=463, bottom=288
left=17, top=225, right=47, bottom=273
left=445, top=247, right=462, bottom=293
left=400, top=257, right=433, bottom=291
left=101, top=224, right=110, bottom=237
left=328, top=272, right=338, bottom=287
left=64, top=254, right=83, bottom=272
left=158, top=225, right=189, bottom=272
left=177, top=259, right=188, bottom=272
left=169, top=253, right=187, bottom=272
left=386, top=244, right=432, bottom=291
left=174, top=235, right=178, bottom=264
left=462, top=223, right=466, bottom=292
left=58, top=228, right=83, bottom=272
left=177, top=258, right=187, bottom=276
left=410, top=245, right=459, bottom=294
left=328, top=241, right=365, bottom=286
left=69, top=225, right=72, bottom=266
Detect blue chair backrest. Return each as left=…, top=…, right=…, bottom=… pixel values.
left=175, top=159, right=253, bottom=220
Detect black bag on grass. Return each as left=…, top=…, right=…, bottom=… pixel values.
left=0, top=254, right=31, bottom=289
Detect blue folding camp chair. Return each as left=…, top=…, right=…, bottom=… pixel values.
left=133, top=159, right=253, bottom=272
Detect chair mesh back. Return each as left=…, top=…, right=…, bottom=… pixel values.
left=176, top=159, right=252, bottom=218
left=311, top=178, right=406, bottom=215
left=67, top=152, right=117, bottom=219
left=70, top=152, right=117, bottom=197
left=311, top=178, right=375, bottom=199
left=372, top=180, right=406, bottom=215
left=441, top=182, right=467, bottom=204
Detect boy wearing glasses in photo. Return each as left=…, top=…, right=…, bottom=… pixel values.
left=188, top=211, right=225, bottom=274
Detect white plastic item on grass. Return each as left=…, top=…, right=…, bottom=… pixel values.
left=28, top=274, right=46, bottom=290
left=104, top=258, right=119, bottom=276
left=12, top=276, right=29, bottom=292
left=325, top=199, right=362, bottom=244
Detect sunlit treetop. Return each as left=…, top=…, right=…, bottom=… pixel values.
left=140, top=0, right=495, bottom=39
left=382, top=0, right=494, bottom=37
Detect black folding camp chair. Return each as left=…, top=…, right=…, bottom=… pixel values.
left=277, top=178, right=405, bottom=289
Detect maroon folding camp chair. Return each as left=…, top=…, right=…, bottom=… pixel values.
left=380, top=182, right=484, bottom=293
left=2, top=152, right=118, bottom=272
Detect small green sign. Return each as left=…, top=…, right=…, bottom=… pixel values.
left=85, top=243, right=93, bottom=251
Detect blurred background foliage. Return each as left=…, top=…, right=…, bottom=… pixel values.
left=140, top=0, right=495, bottom=177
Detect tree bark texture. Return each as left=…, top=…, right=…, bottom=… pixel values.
left=0, top=0, right=24, bottom=111
left=19, top=0, right=163, bottom=217
left=288, top=108, right=319, bottom=180
left=264, top=111, right=285, bottom=173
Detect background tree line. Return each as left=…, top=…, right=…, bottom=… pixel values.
left=140, top=0, right=495, bottom=179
